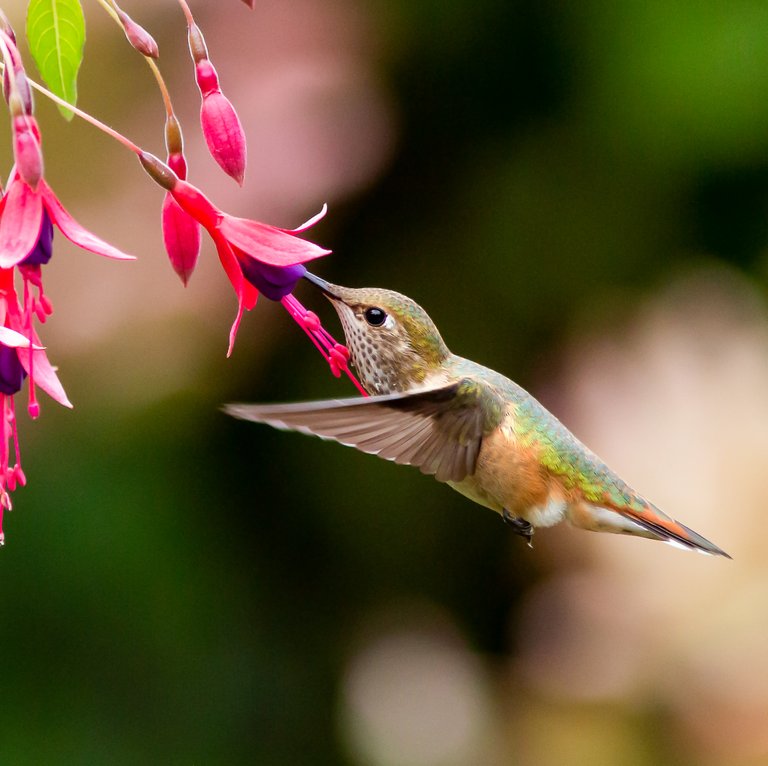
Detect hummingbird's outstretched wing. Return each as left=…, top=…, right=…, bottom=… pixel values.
left=225, top=379, right=504, bottom=483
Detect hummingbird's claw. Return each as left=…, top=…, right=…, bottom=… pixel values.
left=502, top=508, right=534, bottom=547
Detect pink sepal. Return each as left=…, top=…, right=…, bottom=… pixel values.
left=219, top=215, right=331, bottom=267
left=170, top=180, right=221, bottom=230
left=162, top=193, right=201, bottom=285
left=0, top=179, right=43, bottom=267
left=15, top=331, right=71, bottom=408
left=292, top=204, right=328, bottom=233
left=0, top=326, right=43, bottom=349
left=39, top=182, right=135, bottom=261
left=213, top=234, right=258, bottom=356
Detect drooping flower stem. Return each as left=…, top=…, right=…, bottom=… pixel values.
left=175, top=0, right=196, bottom=26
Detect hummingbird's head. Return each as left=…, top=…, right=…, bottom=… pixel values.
left=303, top=272, right=451, bottom=395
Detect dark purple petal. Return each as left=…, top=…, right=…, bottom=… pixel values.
left=240, top=261, right=306, bottom=301
left=0, top=345, right=26, bottom=395
left=21, top=210, right=53, bottom=266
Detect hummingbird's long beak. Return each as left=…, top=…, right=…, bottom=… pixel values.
left=303, top=271, right=341, bottom=300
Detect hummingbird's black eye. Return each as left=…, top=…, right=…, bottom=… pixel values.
left=364, top=307, right=387, bottom=327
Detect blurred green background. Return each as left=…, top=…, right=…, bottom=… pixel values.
left=2, top=0, right=768, bottom=764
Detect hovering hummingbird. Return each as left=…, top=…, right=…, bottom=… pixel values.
left=225, top=273, right=729, bottom=558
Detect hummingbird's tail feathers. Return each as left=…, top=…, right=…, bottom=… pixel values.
left=569, top=500, right=730, bottom=557
left=612, top=501, right=730, bottom=558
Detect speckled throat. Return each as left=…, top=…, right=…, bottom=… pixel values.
left=332, top=301, right=418, bottom=395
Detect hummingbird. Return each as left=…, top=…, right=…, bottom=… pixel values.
left=225, top=273, right=729, bottom=558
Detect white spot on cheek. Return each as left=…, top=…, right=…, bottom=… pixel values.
left=383, top=314, right=396, bottom=330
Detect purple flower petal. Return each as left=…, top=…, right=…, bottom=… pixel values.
left=0, top=346, right=26, bottom=395
left=21, top=210, right=53, bottom=266
left=240, top=261, right=306, bottom=301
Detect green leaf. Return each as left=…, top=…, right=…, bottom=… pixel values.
left=26, top=0, right=85, bottom=120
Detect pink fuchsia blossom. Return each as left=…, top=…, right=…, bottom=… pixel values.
left=139, top=151, right=327, bottom=352
left=0, top=267, right=72, bottom=544
left=137, top=152, right=366, bottom=393
left=0, top=168, right=135, bottom=269
left=187, top=23, right=247, bottom=185
left=0, top=168, right=134, bottom=345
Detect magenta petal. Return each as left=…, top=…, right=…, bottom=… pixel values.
left=212, top=234, right=257, bottom=356
left=162, top=193, right=201, bottom=285
left=0, top=180, right=44, bottom=268
left=17, top=343, right=72, bottom=408
left=219, top=216, right=331, bottom=267
left=40, top=182, right=136, bottom=261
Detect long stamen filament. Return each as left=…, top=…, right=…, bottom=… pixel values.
left=281, top=294, right=368, bottom=397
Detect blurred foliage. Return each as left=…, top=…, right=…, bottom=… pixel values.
left=2, top=0, right=768, bottom=764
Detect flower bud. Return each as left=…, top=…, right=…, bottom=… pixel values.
left=198, top=73, right=247, bottom=185
left=241, top=0, right=255, bottom=8
left=116, top=7, right=159, bottom=59
left=0, top=12, right=17, bottom=46
left=12, top=114, right=43, bottom=189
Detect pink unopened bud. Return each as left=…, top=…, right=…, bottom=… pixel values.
left=162, top=193, right=201, bottom=286
left=12, top=115, right=42, bottom=189
left=241, top=0, right=255, bottom=8
left=116, top=7, right=159, bottom=59
left=1, top=36, right=33, bottom=114
left=198, top=77, right=247, bottom=184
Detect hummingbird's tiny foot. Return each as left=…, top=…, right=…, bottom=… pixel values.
left=502, top=508, right=534, bottom=546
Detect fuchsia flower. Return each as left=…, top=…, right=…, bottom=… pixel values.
left=187, top=23, right=247, bottom=185
left=139, top=151, right=366, bottom=394
left=0, top=168, right=134, bottom=269
left=0, top=44, right=135, bottom=540
left=0, top=267, right=72, bottom=544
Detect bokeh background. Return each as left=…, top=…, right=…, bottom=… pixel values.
left=1, top=0, right=768, bottom=763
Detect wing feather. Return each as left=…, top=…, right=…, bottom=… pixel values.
left=225, top=379, right=503, bottom=483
